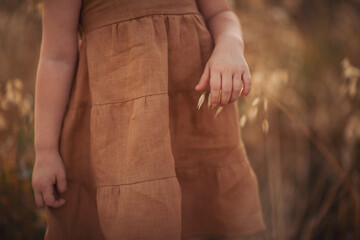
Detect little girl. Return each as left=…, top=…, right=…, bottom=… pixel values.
left=32, top=0, right=266, bottom=239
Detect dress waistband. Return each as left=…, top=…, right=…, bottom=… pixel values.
left=79, top=0, right=201, bottom=34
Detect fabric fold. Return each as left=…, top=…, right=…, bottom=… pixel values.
left=45, top=1, right=266, bottom=239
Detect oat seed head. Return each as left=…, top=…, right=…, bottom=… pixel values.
left=262, top=119, right=269, bottom=134
left=252, top=97, right=260, bottom=107
left=239, top=115, right=247, bottom=128
left=248, top=107, right=258, bottom=120
left=264, top=97, right=268, bottom=112
left=215, top=106, right=223, bottom=117
left=197, top=92, right=206, bottom=110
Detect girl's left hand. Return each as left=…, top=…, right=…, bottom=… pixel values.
left=194, top=35, right=252, bottom=107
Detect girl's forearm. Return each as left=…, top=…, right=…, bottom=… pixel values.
left=34, top=57, right=77, bottom=152
left=34, top=0, right=81, bottom=153
left=206, top=10, right=245, bottom=53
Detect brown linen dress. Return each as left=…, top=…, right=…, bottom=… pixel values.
left=44, top=0, right=266, bottom=239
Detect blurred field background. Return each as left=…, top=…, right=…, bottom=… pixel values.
left=0, top=0, right=359, bottom=239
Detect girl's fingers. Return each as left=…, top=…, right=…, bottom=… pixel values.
left=241, top=68, right=252, bottom=98
left=35, top=190, right=45, bottom=208
left=220, top=71, right=232, bottom=105
left=210, top=69, right=221, bottom=107
left=195, top=62, right=210, bottom=91
left=43, top=184, right=65, bottom=208
left=42, top=184, right=57, bottom=207
left=56, top=172, right=67, bottom=194
left=229, top=71, right=242, bottom=103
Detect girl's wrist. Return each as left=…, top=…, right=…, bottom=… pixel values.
left=35, top=147, right=59, bottom=155
left=214, top=32, right=245, bottom=53
left=34, top=141, right=59, bottom=154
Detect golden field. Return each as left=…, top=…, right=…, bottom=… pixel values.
left=0, top=0, right=359, bottom=239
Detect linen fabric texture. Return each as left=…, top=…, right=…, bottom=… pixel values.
left=44, top=0, right=266, bottom=239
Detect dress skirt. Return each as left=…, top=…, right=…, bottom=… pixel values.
left=44, top=0, right=266, bottom=239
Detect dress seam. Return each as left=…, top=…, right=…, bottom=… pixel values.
left=92, top=91, right=168, bottom=106
left=82, top=11, right=203, bottom=35
left=175, top=160, right=245, bottom=169
left=66, top=90, right=202, bottom=111
left=175, top=143, right=244, bottom=169
left=95, top=175, right=177, bottom=188
left=181, top=225, right=267, bottom=239
left=66, top=91, right=168, bottom=110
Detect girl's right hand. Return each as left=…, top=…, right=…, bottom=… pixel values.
left=31, top=149, right=67, bottom=208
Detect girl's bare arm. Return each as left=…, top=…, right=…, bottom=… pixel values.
left=32, top=0, right=81, bottom=208
left=34, top=0, right=81, bottom=151
left=195, top=0, right=251, bottom=106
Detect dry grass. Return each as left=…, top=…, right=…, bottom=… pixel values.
left=0, top=0, right=360, bottom=239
